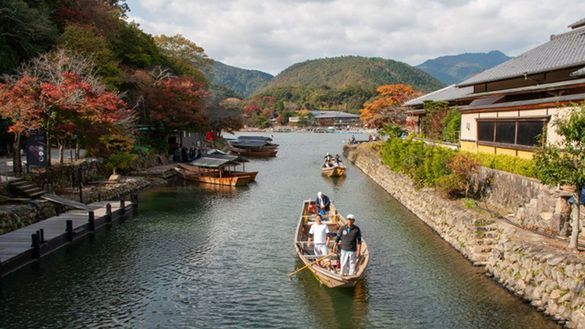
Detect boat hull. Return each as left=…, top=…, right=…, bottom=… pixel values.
left=229, top=146, right=278, bottom=157
left=174, top=167, right=251, bottom=186
left=321, top=166, right=346, bottom=177
left=294, top=200, right=369, bottom=288
left=178, top=164, right=258, bottom=182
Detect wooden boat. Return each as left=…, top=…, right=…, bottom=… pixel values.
left=294, top=200, right=370, bottom=288
left=321, top=163, right=346, bottom=177
left=174, top=154, right=255, bottom=186
left=228, top=136, right=279, bottom=158
left=229, top=145, right=278, bottom=157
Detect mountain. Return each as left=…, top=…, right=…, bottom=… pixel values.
left=263, top=56, right=443, bottom=93
left=416, top=51, right=511, bottom=85
left=206, top=61, right=273, bottom=97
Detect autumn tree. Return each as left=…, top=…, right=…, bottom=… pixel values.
left=359, top=84, right=418, bottom=129
left=0, top=75, right=42, bottom=173
left=133, top=69, right=208, bottom=149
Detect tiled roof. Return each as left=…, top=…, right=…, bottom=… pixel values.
left=459, top=25, right=585, bottom=86
left=404, top=84, right=473, bottom=106
left=569, top=18, right=585, bottom=29
left=460, top=92, right=585, bottom=112
left=571, top=66, right=585, bottom=77
left=310, top=111, right=359, bottom=119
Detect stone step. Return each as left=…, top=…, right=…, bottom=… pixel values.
left=473, top=246, right=493, bottom=253
left=476, top=238, right=496, bottom=246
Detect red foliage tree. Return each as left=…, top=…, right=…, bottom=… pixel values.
left=138, top=73, right=208, bottom=138
left=359, top=84, right=419, bottom=129
left=0, top=75, right=42, bottom=173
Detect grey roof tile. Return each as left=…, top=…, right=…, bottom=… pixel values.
left=569, top=18, right=585, bottom=29
left=459, top=26, right=585, bottom=86
left=404, top=84, right=473, bottom=106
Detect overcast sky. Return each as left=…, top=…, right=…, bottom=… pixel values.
left=126, top=0, right=585, bottom=75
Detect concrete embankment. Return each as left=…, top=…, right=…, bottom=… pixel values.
left=344, top=142, right=585, bottom=329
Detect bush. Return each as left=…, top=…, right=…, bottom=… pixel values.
left=441, top=109, right=461, bottom=143
left=381, top=137, right=455, bottom=187
left=463, top=152, right=535, bottom=178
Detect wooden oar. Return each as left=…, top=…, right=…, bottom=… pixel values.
left=288, top=253, right=332, bottom=279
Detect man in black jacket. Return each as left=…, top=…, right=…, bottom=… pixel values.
left=333, top=214, right=362, bottom=276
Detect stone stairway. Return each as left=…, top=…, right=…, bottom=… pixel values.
left=8, top=178, right=46, bottom=199
left=472, top=219, right=499, bottom=266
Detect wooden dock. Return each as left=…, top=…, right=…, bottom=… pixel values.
left=0, top=199, right=136, bottom=277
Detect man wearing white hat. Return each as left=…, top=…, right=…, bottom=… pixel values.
left=333, top=214, right=362, bottom=276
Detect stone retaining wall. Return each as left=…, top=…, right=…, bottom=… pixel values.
left=344, top=143, right=585, bottom=328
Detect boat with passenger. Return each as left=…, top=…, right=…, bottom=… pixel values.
left=293, top=200, right=369, bottom=288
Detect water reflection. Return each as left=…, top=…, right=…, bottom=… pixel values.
left=297, top=259, right=369, bottom=329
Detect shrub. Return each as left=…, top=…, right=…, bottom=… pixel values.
left=441, top=109, right=461, bottom=143
left=463, top=152, right=535, bottom=178
left=381, top=137, right=454, bottom=188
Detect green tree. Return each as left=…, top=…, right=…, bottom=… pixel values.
left=154, top=34, right=210, bottom=82
left=57, top=23, right=123, bottom=89
left=534, top=103, right=585, bottom=251
left=0, top=0, right=57, bottom=74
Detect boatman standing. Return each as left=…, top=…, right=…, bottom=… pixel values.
left=307, top=214, right=330, bottom=258
left=333, top=214, right=362, bottom=276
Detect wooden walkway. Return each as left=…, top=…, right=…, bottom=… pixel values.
left=0, top=200, right=136, bottom=277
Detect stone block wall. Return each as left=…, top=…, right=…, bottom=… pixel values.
left=344, top=143, right=585, bottom=328
left=0, top=201, right=57, bottom=235
left=344, top=143, right=493, bottom=265
left=487, top=224, right=585, bottom=328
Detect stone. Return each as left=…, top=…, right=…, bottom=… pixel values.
left=550, top=289, right=562, bottom=300
left=548, top=256, right=565, bottom=266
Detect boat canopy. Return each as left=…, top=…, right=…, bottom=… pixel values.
left=237, top=135, right=272, bottom=142
left=189, top=155, right=245, bottom=168
left=229, top=140, right=270, bottom=149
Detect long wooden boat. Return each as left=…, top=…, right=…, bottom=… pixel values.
left=174, top=154, right=255, bottom=186
left=174, top=166, right=251, bottom=186
left=177, top=163, right=258, bottom=182
left=294, top=200, right=370, bottom=288
left=321, top=164, right=346, bottom=177
left=229, top=145, right=278, bottom=157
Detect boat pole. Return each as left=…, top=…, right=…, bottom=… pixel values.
left=287, top=253, right=333, bottom=279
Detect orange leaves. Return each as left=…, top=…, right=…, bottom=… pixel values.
left=0, top=75, right=42, bottom=135
left=359, top=84, right=419, bottom=129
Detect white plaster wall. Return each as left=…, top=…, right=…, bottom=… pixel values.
left=461, top=113, right=479, bottom=141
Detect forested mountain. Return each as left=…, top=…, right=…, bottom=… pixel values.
left=247, top=56, right=443, bottom=113
left=264, top=56, right=443, bottom=92
left=416, top=51, right=511, bottom=85
left=206, top=61, right=273, bottom=97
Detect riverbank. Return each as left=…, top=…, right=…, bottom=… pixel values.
left=344, top=142, right=585, bottom=328
left=0, top=164, right=177, bottom=235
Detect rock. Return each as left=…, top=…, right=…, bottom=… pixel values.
left=550, top=289, right=562, bottom=300
left=548, top=256, right=565, bottom=266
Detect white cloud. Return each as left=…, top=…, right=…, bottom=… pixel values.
left=126, top=0, right=585, bottom=75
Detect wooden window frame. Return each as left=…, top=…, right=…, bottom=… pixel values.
left=475, top=116, right=549, bottom=150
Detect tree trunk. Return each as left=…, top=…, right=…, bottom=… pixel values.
left=59, top=142, right=64, bottom=164
left=569, top=187, right=581, bottom=251
left=75, top=140, right=80, bottom=160
left=12, top=133, right=22, bottom=174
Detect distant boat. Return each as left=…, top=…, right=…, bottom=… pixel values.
left=174, top=153, right=257, bottom=186
left=294, top=200, right=370, bottom=288
left=321, top=163, right=346, bottom=177
left=228, top=135, right=279, bottom=157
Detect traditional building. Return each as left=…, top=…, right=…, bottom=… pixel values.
left=406, top=18, right=585, bottom=159
left=288, top=111, right=360, bottom=127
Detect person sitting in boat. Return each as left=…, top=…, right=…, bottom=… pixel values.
left=324, top=152, right=333, bottom=162
left=333, top=214, right=362, bottom=276
left=334, top=154, right=342, bottom=165
left=307, top=214, right=330, bottom=260
left=315, top=192, right=331, bottom=217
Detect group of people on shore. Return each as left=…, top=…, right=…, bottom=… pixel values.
left=322, top=153, right=343, bottom=168
left=307, top=191, right=362, bottom=276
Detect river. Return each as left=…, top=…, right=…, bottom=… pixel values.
left=0, top=133, right=558, bottom=328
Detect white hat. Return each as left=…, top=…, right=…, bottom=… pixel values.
left=347, top=214, right=355, bottom=220
left=317, top=191, right=323, bottom=197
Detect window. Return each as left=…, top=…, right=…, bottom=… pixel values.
left=476, top=118, right=546, bottom=148
left=495, top=122, right=516, bottom=144
left=478, top=121, right=494, bottom=142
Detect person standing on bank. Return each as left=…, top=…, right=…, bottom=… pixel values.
left=315, top=192, right=331, bottom=217
left=333, top=214, right=361, bottom=276
left=307, top=214, right=330, bottom=258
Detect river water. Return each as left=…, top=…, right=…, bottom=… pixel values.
left=0, top=133, right=558, bottom=329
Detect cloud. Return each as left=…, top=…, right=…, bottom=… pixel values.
left=126, top=0, right=585, bottom=75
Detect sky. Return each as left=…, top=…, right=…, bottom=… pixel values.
left=126, top=0, right=585, bottom=75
